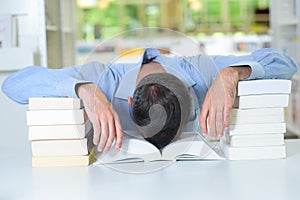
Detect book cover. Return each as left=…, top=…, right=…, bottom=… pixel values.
left=26, top=109, right=86, bottom=126
left=31, top=128, right=94, bottom=157
left=237, top=79, right=291, bottom=96
left=28, top=120, right=92, bottom=140
left=233, top=94, right=289, bottom=109
left=94, top=132, right=223, bottom=164
left=28, top=97, right=83, bottom=110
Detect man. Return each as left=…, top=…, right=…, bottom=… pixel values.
left=2, top=48, right=298, bottom=153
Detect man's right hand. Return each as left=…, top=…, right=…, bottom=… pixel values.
left=76, top=83, right=123, bottom=152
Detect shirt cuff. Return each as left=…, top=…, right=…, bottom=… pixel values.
left=74, top=82, right=93, bottom=98
left=229, top=61, right=265, bottom=80
left=56, top=78, right=92, bottom=98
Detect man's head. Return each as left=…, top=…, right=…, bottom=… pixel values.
left=129, top=73, right=191, bottom=149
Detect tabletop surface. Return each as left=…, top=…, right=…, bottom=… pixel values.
left=1, top=134, right=300, bottom=200
left=1, top=81, right=300, bottom=200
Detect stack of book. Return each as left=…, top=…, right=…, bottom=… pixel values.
left=221, top=79, right=292, bottom=160
left=27, top=98, right=94, bottom=167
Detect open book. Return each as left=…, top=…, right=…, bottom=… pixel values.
left=94, top=132, right=222, bottom=164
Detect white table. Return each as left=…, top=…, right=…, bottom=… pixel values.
left=1, top=86, right=300, bottom=200
left=1, top=136, right=300, bottom=200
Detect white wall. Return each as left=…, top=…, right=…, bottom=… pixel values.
left=0, top=0, right=46, bottom=147
left=0, top=74, right=29, bottom=151
left=0, top=0, right=47, bottom=66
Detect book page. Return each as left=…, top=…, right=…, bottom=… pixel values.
left=93, top=132, right=223, bottom=164
left=161, top=133, right=222, bottom=160
left=94, top=134, right=161, bottom=163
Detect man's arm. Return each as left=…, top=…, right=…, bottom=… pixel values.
left=1, top=61, right=105, bottom=104
left=211, top=48, right=298, bottom=80
left=184, top=48, right=298, bottom=139
left=200, top=66, right=251, bottom=139
left=2, top=62, right=123, bottom=152
left=76, top=83, right=123, bottom=152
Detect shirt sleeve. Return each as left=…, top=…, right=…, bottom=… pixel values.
left=210, top=48, right=298, bottom=80
left=1, top=61, right=106, bottom=104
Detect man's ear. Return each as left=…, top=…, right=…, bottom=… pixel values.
left=128, top=96, right=133, bottom=107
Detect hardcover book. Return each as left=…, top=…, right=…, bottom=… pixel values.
left=237, top=79, right=291, bottom=96
left=28, top=120, right=92, bottom=140
left=32, top=154, right=93, bottom=167
left=233, top=94, right=289, bottom=109
left=230, top=107, right=285, bottom=125
left=28, top=97, right=83, bottom=110
left=26, top=109, right=86, bottom=126
left=31, top=128, right=93, bottom=157
left=229, top=122, right=286, bottom=135
left=220, top=138, right=286, bottom=160
left=224, top=133, right=284, bottom=147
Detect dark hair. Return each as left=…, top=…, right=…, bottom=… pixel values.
left=132, top=73, right=191, bottom=149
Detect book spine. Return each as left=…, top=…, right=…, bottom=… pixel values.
left=237, top=80, right=291, bottom=96
left=26, top=109, right=85, bottom=126
left=234, top=95, right=289, bottom=109
left=28, top=98, right=82, bottom=110
left=225, top=134, right=284, bottom=147
left=28, top=123, right=87, bottom=140
left=32, top=155, right=90, bottom=167
left=230, top=115, right=284, bottom=125
left=229, top=123, right=286, bottom=135
left=31, top=139, right=88, bottom=156
left=226, top=145, right=286, bottom=160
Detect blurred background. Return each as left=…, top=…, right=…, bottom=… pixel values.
left=0, top=0, right=300, bottom=138
left=74, top=0, right=272, bottom=63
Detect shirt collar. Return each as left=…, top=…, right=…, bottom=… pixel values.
left=113, top=48, right=196, bottom=100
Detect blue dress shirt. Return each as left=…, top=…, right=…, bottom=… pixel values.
left=2, top=48, right=298, bottom=134
left=2, top=48, right=297, bottom=106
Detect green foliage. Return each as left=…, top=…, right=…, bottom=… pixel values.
left=76, top=0, right=270, bottom=40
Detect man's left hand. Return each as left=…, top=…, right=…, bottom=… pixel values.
left=200, top=66, right=251, bottom=139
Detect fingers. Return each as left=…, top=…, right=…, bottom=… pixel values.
left=200, top=97, right=210, bottom=136
left=223, top=99, right=233, bottom=138
left=92, top=119, right=101, bottom=145
left=200, top=69, right=237, bottom=140
left=223, top=103, right=231, bottom=130
left=205, top=108, right=224, bottom=140
left=215, top=107, right=224, bottom=138
left=80, top=85, right=123, bottom=153
left=200, top=94, right=225, bottom=139
left=97, top=119, right=109, bottom=152
left=200, top=108, right=208, bottom=136
left=95, top=112, right=123, bottom=153
left=114, top=114, right=123, bottom=150
left=102, top=119, right=115, bottom=153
